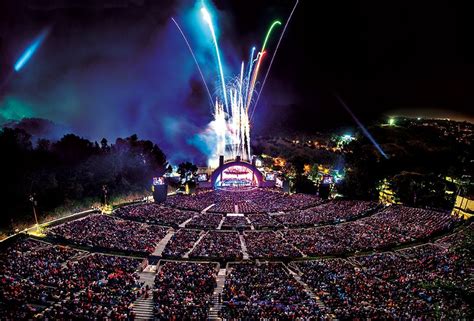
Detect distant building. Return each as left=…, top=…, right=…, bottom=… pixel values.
left=452, top=194, right=473, bottom=219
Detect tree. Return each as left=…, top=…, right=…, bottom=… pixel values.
left=177, top=162, right=198, bottom=182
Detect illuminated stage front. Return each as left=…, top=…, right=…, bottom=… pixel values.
left=211, top=160, right=263, bottom=189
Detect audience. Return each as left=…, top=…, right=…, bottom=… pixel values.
left=162, top=229, right=202, bottom=258
left=47, top=214, right=168, bottom=254
left=284, top=206, right=457, bottom=256
left=275, top=200, right=378, bottom=227
left=221, top=263, right=322, bottom=319
left=244, top=231, right=302, bottom=258
left=154, top=261, right=217, bottom=320
left=0, top=238, right=142, bottom=320
left=115, top=203, right=195, bottom=227
left=190, top=231, right=243, bottom=260
left=1, top=189, right=469, bottom=320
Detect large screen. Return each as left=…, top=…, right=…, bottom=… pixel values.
left=322, top=175, right=333, bottom=185
left=275, top=177, right=283, bottom=188
left=197, top=173, right=209, bottom=182
left=153, top=177, right=165, bottom=185
left=265, top=173, right=275, bottom=181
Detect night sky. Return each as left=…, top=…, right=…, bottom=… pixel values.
left=1, top=0, right=473, bottom=163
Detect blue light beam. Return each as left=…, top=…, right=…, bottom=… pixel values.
left=14, top=28, right=50, bottom=72
left=335, top=94, right=389, bottom=159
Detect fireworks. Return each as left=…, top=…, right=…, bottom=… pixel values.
left=172, top=1, right=298, bottom=167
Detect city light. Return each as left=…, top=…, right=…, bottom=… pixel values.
left=389, top=118, right=395, bottom=126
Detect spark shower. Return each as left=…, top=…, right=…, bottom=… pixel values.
left=173, top=1, right=298, bottom=168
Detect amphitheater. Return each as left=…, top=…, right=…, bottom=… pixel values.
left=1, top=188, right=472, bottom=320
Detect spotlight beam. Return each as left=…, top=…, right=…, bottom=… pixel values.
left=335, top=94, right=389, bottom=159
left=14, top=28, right=50, bottom=72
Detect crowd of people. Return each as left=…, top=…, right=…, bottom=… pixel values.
left=165, top=188, right=322, bottom=213
left=294, top=237, right=472, bottom=319
left=221, top=263, right=323, bottom=319
left=162, top=229, right=202, bottom=258
left=283, top=205, right=457, bottom=256
left=153, top=261, right=217, bottom=320
left=186, top=213, right=223, bottom=230
left=1, top=238, right=144, bottom=320
left=243, top=231, right=302, bottom=259
left=47, top=214, right=168, bottom=254
left=221, top=215, right=250, bottom=230
left=190, top=231, right=243, bottom=260
left=1, top=187, right=470, bottom=319
left=115, top=203, right=195, bottom=227
left=275, top=200, right=378, bottom=227
left=247, top=213, right=281, bottom=229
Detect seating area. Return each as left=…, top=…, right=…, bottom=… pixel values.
left=221, top=215, right=250, bottom=230
left=190, top=231, right=243, bottom=260
left=186, top=213, right=223, bottom=230
left=115, top=203, right=195, bottom=227
left=165, top=188, right=322, bottom=213
left=162, top=229, right=202, bottom=258
left=1, top=188, right=469, bottom=320
left=283, top=206, right=457, bottom=256
left=275, top=200, right=378, bottom=227
left=294, top=241, right=472, bottom=319
left=243, top=231, right=302, bottom=258
left=221, top=263, right=323, bottom=320
left=247, top=213, right=281, bottom=229
left=153, top=261, right=217, bottom=320
left=0, top=238, right=143, bottom=320
left=47, top=214, right=168, bottom=254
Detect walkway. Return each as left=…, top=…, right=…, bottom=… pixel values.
left=208, top=268, right=227, bottom=320
left=288, top=268, right=326, bottom=311
left=151, top=230, right=175, bottom=256
left=202, top=204, right=216, bottom=213
left=239, top=235, right=249, bottom=260
left=183, top=231, right=207, bottom=258
left=217, top=216, right=225, bottom=230
left=132, top=270, right=156, bottom=320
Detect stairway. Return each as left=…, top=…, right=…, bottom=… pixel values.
left=184, top=231, right=207, bottom=258
left=152, top=230, right=175, bottom=256
left=288, top=269, right=327, bottom=311
left=132, top=270, right=156, bottom=320
left=133, top=296, right=154, bottom=320
left=239, top=234, right=249, bottom=260
left=208, top=268, right=227, bottom=320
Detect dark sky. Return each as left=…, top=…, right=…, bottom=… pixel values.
left=0, top=0, right=473, bottom=161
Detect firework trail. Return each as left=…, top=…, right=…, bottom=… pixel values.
left=261, top=21, right=282, bottom=52
left=171, top=17, right=213, bottom=105
left=201, top=7, right=229, bottom=113
left=176, top=2, right=297, bottom=166
left=244, top=46, right=256, bottom=107
left=251, top=0, right=299, bottom=120
left=246, top=51, right=266, bottom=112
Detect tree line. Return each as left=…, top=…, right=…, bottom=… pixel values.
left=1, top=127, right=167, bottom=233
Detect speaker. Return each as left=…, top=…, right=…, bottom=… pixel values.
left=153, top=184, right=168, bottom=203
left=319, top=184, right=330, bottom=199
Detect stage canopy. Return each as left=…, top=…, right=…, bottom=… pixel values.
left=211, top=160, right=263, bottom=189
